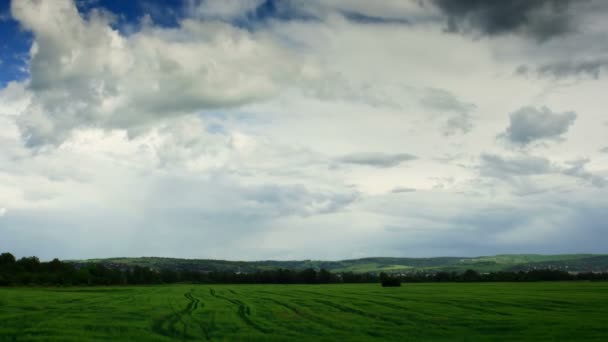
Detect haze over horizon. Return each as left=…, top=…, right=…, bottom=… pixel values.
left=1, top=0, right=607, bottom=261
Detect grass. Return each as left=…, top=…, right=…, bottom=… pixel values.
left=1, top=282, right=607, bottom=341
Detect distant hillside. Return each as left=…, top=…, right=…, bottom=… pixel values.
left=68, top=254, right=608, bottom=274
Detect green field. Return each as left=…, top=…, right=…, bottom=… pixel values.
left=1, top=283, right=607, bottom=341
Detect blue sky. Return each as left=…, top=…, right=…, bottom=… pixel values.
left=0, top=0, right=607, bottom=260
left=0, top=0, right=31, bottom=87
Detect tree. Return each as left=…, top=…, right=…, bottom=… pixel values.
left=318, top=269, right=332, bottom=283
left=380, top=272, right=401, bottom=287
left=18, top=256, right=41, bottom=272
left=300, top=268, right=317, bottom=284
left=0, top=253, right=16, bottom=265
left=461, top=269, right=480, bottom=282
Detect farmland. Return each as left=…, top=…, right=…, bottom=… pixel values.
left=1, top=282, right=607, bottom=341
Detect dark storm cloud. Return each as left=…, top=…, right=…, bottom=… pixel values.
left=517, top=59, right=608, bottom=79
left=432, top=0, right=577, bottom=41
left=500, top=106, right=577, bottom=146
left=337, top=152, right=417, bottom=168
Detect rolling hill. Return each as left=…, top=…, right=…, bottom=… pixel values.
left=69, top=254, right=608, bottom=274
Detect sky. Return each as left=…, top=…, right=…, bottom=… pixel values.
left=0, top=0, right=607, bottom=261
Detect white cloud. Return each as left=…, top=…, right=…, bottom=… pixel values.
left=12, top=0, right=310, bottom=146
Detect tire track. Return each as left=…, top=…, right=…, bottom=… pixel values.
left=263, top=297, right=345, bottom=332
left=209, top=288, right=271, bottom=334
left=314, top=299, right=402, bottom=325
left=152, top=290, right=210, bottom=340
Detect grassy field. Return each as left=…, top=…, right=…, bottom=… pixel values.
left=1, top=282, right=607, bottom=341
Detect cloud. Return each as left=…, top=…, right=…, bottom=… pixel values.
left=336, top=152, right=417, bottom=168
left=391, top=187, right=416, bottom=193
left=432, top=0, right=577, bottom=41
left=517, top=58, right=608, bottom=79
left=3, top=0, right=608, bottom=260
left=0, top=208, right=6, bottom=217
left=240, top=184, right=359, bottom=217
left=419, top=88, right=476, bottom=135
left=600, top=147, right=608, bottom=154
left=561, top=159, right=606, bottom=188
left=480, top=154, right=554, bottom=178
left=340, top=11, right=411, bottom=25
left=11, top=0, right=307, bottom=146
left=187, top=0, right=266, bottom=21
left=499, top=106, right=577, bottom=146
left=480, top=153, right=606, bottom=189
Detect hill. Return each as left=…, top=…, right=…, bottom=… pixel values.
left=69, top=254, right=608, bottom=274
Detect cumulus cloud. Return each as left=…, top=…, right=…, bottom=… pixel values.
left=336, top=152, right=417, bottom=168
left=499, top=106, right=577, bottom=146
left=11, top=0, right=306, bottom=146
left=431, top=0, right=578, bottom=41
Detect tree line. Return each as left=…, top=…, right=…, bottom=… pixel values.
left=1, top=252, right=607, bottom=286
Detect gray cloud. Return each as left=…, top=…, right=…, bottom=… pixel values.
left=365, top=190, right=608, bottom=257
left=391, top=187, right=417, bottom=193
left=420, top=88, right=476, bottom=135
left=500, top=106, right=577, bottom=146
left=240, top=184, right=360, bottom=217
left=600, top=147, right=608, bottom=154
left=480, top=153, right=606, bottom=188
left=432, top=0, right=576, bottom=41
left=480, top=154, right=554, bottom=178
left=336, top=152, right=417, bottom=168
left=341, top=11, right=411, bottom=25
left=517, top=58, right=608, bottom=79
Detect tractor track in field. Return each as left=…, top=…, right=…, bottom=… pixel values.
left=209, top=288, right=271, bottom=334
left=289, top=289, right=454, bottom=323
left=253, top=289, right=408, bottom=330
left=152, top=290, right=212, bottom=340
left=241, top=290, right=354, bottom=332
left=370, top=294, right=515, bottom=317
left=263, top=297, right=346, bottom=332
left=313, top=299, right=402, bottom=325
left=366, top=291, right=516, bottom=317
